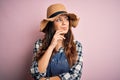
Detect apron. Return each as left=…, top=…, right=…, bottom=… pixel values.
left=46, top=48, right=70, bottom=77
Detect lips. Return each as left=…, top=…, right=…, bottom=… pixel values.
left=62, top=27, right=67, bottom=30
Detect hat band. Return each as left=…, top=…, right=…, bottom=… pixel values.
left=49, top=11, right=67, bottom=18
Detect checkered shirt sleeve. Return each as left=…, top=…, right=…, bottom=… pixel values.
left=30, top=39, right=46, bottom=80
left=59, top=40, right=83, bottom=80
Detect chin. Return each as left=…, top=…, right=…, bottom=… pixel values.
left=64, top=31, right=68, bottom=34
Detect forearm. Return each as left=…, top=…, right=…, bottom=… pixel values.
left=40, top=76, right=61, bottom=80
left=38, top=45, right=54, bottom=73
left=50, top=76, right=61, bottom=80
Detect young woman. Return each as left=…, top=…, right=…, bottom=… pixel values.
left=30, top=3, right=83, bottom=80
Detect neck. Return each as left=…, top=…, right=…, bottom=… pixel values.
left=55, top=40, right=64, bottom=51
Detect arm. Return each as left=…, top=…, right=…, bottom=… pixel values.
left=30, top=30, right=66, bottom=80
left=30, top=39, right=58, bottom=80
left=58, top=41, right=83, bottom=80
left=38, top=30, right=66, bottom=73
left=40, top=76, right=60, bottom=80
left=30, top=39, right=47, bottom=80
left=38, top=44, right=54, bottom=73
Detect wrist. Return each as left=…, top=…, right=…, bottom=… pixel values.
left=49, top=44, right=55, bottom=50
left=45, top=77, right=50, bottom=80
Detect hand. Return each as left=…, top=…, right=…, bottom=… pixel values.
left=40, top=77, right=46, bottom=80
left=50, top=30, right=66, bottom=49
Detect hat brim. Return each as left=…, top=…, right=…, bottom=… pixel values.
left=40, top=13, right=80, bottom=32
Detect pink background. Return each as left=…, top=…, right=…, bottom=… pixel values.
left=0, top=0, right=120, bottom=80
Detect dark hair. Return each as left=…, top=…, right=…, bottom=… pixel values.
left=36, top=21, right=77, bottom=67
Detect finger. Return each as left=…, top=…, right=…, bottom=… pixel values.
left=54, top=32, right=65, bottom=38
left=53, top=34, right=65, bottom=40
left=56, top=37, right=64, bottom=41
left=60, top=35, right=66, bottom=39
left=57, top=35, right=66, bottom=40
left=56, top=30, right=66, bottom=35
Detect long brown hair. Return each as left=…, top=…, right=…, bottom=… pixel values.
left=36, top=21, right=77, bottom=67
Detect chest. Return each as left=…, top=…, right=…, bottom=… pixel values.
left=46, top=52, right=70, bottom=77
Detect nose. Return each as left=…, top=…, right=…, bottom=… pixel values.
left=62, top=19, right=67, bottom=25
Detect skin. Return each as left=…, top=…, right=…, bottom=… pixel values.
left=38, top=14, right=69, bottom=80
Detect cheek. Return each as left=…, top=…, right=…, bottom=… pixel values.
left=55, top=27, right=60, bottom=31
left=54, top=23, right=61, bottom=30
left=67, top=21, right=69, bottom=25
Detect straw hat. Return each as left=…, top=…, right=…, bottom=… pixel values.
left=40, top=3, right=80, bottom=32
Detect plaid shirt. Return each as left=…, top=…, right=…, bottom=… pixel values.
left=30, top=39, right=83, bottom=80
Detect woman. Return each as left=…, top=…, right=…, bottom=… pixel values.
left=30, top=3, right=83, bottom=80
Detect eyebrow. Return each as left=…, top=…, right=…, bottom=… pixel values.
left=59, top=15, right=68, bottom=18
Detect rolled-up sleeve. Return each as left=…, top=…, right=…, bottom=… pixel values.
left=30, top=39, right=46, bottom=80
left=59, top=40, right=83, bottom=80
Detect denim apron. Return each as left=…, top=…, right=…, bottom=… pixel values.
left=46, top=48, right=70, bottom=77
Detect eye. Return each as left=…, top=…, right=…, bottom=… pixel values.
left=55, top=18, right=62, bottom=22
left=64, top=16, right=69, bottom=21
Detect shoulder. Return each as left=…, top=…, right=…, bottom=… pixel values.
left=74, top=40, right=82, bottom=49
left=35, top=39, right=43, bottom=44
left=74, top=40, right=82, bottom=55
left=33, top=39, right=43, bottom=53
left=34, top=39, right=43, bottom=47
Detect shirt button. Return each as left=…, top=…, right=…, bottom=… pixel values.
left=52, top=59, right=54, bottom=62
left=65, top=59, right=67, bottom=62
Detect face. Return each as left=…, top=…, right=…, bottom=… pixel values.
left=53, top=14, right=69, bottom=34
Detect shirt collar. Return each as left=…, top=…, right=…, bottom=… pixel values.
left=58, top=47, right=64, bottom=53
